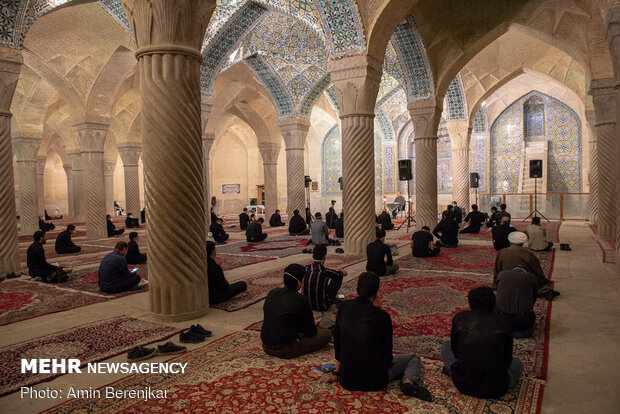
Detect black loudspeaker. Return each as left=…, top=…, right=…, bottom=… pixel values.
left=398, top=159, right=413, bottom=181
left=249, top=198, right=257, bottom=206
left=529, top=160, right=543, bottom=178
left=211, top=196, right=217, bottom=206
left=304, top=176, right=312, bottom=188
left=337, top=177, right=343, bottom=190
left=469, top=172, right=480, bottom=188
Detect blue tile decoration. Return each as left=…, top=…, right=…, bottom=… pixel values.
left=490, top=104, right=522, bottom=193
left=524, top=95, right=545, bottom=137
left=314, top=0, right=365, bottom=57
left=383, top=144, right=395, bottom=194
left=546, top=98, right=582, bottom=192
left=445, top=74, right=466, bottom=120
left=244, top=53, right=295, bottom=118
left=384, top=41, right=404, bottom=86
left=391, top=19, right=433, bottom=101
left=325, top=85, right=340, bottom=114
left=471, top=136, right=488, bottom=192
left=376, top=71, right=401, bottom=105
left=322, top=125, right=342, bottom=196
left=1, top=0, right=21, bottom=47
left=473, top=107, right=488, bottom=133
left=374, top=129, right=383, bottom=194
left=437, top=156, right=452, bottom=194
left=300, top=73, right=331, bottom=116
left=376, top=109, right=395, bottom=141
left=98, top=0, right=131, bottom=33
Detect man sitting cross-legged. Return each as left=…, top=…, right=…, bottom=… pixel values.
left=321, top=272, right=432, bottom=401
left=441, top=286, right=523, bottom=399
left=125, top=212, right=140, bottom=228
left=411, top=226, right=440, bottom=257
left=366, top=227, right=399, bottom=276
left=246, top=217, right=267, bottom=242
left=55, top=224, right=81, bottom=254
left=303, top=245, right=347, bottom=312
left=288, top=209, right=310, bottom=236
left=525, top=216, right=553, bottom=251
left=98, top=241, right=143, bottom=294
left=126, top=232, right=147, bottom=264
left=27, top=231, right=69, bottom=283
left=38, top=216, right=55, bottom=232
left=460, top=204, right=486, bottom=234
left=107, top=214, right=125, bottom=237
left=261, top=264, right=331, bottom=359
left=210, top=218, right=229, bottom=244
left=207, top=241, right=247, bottom=304
left=269, top=209, right=286, bottom=227
left=492, top=216, right=516, bottom=251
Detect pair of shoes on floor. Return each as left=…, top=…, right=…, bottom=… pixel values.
left=6, top=273, right=20, bottom=279
left=302, top=248, right=313, bottom=254
left=560, top=243, right=571, bottom=251
left=179, top=324, right=213, bottom=343
left=127, top=341, right=186, bottom=361
left=335, top=248, right=344, bottom=254
left=543, top=289, right=561, bottom=301
left=400, top=381, right=433, bottom=402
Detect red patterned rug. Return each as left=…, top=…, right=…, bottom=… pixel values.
left=17, top=230, right=86, bottom=242
left=43, top=330, right=544, bottom=414
left=212, top=254, right=364, bottom=312
left=512, top=221, right=561, bottom=243
left=217, top=234, right=311, bottom=257
left=395, top=247, right=554, bottom=277
left=18, top=243, right=110, bottom=265
left=0, top=316, right=181, bottom=397
left=0, top=280, right=108, bottom=326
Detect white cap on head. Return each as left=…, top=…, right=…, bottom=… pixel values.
left=508, top=231, right=527, bottom=245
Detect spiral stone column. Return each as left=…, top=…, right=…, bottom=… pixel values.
left=118, top=143, right=142, bottom=216
left=122, top=0, right=214, bottom=320
left=0, top=47, right=21, bottom=278
left=201, top=96, right=214, bottom=230
left=279, top=118, right=310, bottom=221
left=585, top=110, right=599, bottom=224
left=36, top=156, right=46, bottom=215
left=73, top=123, right=109, bottom=239
left=103, top=162, right=116, bottom=216
left=446, top=119, right=471, bottom=211
left=258, top=142, right=281, bottom=219
left=13, top=137, right=41, bottom=235
left=409, top=102, right=443, bottom=230
left=64, top=165, right=74, bottom=217
left=607, top=8, right=620, bottom=267
left=590, top=79, right=617, bottom=240
left=328, top=55, right=382, bottom=255
left=68, top=151, right=84, bottom=222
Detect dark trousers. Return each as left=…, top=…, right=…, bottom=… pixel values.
left=460, top=226, right=481, bottom=234
left=290, top=228, right=310, bottom=236
left=247, top=234, right=268, bottom=242
left=40, top=223, right=55, bottom=232
left=325, top=275, right=343, bottom=306
left=381, top=223, right=394, bottom=231
left=101, top=274, right=141, bottom=294
left=413, top=247, right=440, bottom=258
left=126, top=218, right=140, bottom=228
left=109, top=229, right=125, bottom=237
left=211, top=281, right=247, bottom=304
left=214, top=233, right=229, bottom=243
left=126, top=253, right=147, bottom=265
left=56, top=245, right=81, bottom=254
left=262, top=328, right=331, bottom=359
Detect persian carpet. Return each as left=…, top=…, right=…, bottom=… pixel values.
left=215, top=254, right=275, bottom=270
left=43, top=330, right=544, bottom=414
left=63, top=266, right=150, bottom=297
left=512, top=221, right=561, bottom=243
left=17, top=230, right=86, bottom=242
left=0, top=316, right=181, bottom=397
left=18, top=243, right=110, bottom=264
left=0, top=280, right=108, bottom=326
left=212, top=254, right=364, bottom=312
left=216, top=234, right=311, bottom=258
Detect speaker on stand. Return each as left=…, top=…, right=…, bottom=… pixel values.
left=396, top=159, right=415, bottom=231
left=524, top=160, right=549, bottom=222
left=469, top=172, right=479, bottom=205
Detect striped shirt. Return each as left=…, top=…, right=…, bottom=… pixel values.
left=303, top=261, right=342, bottom=312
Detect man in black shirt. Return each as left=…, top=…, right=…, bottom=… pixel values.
left=210, top=218, right=229, bottom=244
left=452, top=201, right=463, bottom=224
left=325, top=207, right=337, bottom=229
left=321, top=272, right=431, bottom=401
left=366, top=228, right=398, bottom=276
left=246, top=217, right=267, bottom=242
left=55, top=225, right=81, bottom=254
left=460, top=204, right=486, bottom=234
left=433, top=211, right=459, bottom=247
left=335, top=212, right=344, bottom=238
left=376, top=210, right=394, bottom=231
left=269, top=209, right=285, bottom=227
left=207, top=241, right=247, bottom=304
left=492, top=216, right=516, bottom=251
left=38, top=216, right=55, bottom=232
left=486, top=206, right=499, bottom=228
left=496, top=268, right=538, bottom=338
left=411, top=226, right=440, bottom=257
left=27, top=231, right=69, bottom=282
left=125, top=213, right=140, bottom=228
left=288, top=209, right=310, bottom=235
left=261, top=264, right=331, bottom=359
left=126, top=232, right=147, bottom=264
left=496, top=203, right=511, bottom=224
left=239, top=208, right=250, bottom=230
left=107, top=214, right=124, bottom=237
left=441, top=286, right=523, bottom=399
left=98, top=241, right=142, bottom=293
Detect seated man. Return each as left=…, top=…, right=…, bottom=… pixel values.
left=107, top=214, right=125, bottom=237
left=525, top=216, right=553, bottom=251
left=494, top=231, right=559, bottom=300
left=495, top=268, right=538, bottom=338
left=486, top=206, right=499, bottom=228
left=38, top=216, right=55, bottom=232
left=393, top=192, right=406, bottom=218
left=311, top=212, right=330, bottom=246
left=289, top=209, right=310, bottom=235
left=27, top=231, right=69, bottom=283
left=207, top=241, right=247, bottom=304
left=411, top=226, right=440, bottom=257
left=441, top=286, right=523, bottom=399
left=126, top=231, right=147, bottom=264
left=325, top=207, right=337, bottom=229
left=246, top=217, right=267, bottom=242
left=55, top=224, right=81, bottom=254
left=210, top=218, right=229, bottom=244
left=460, top=204, right=486, bottom=234
left=261, top=263, right=332, bottom=359
left=303, top=245, right=347, bottom=312
left=140, top=207, right=146, bottom=224
left=377, top=210, right=394, bottom=231
left=98, top=241, right=142, bottom=294
left=433, top=211, right=459, bottom=247
left=496, top=203, right=511, bottom=224
left=210, top=207, right=221, bottom=225
left=335, top=212, right=344, bottom=238
left=269, top=209, right=286, bottom=227
left=125, top=213, right=140, bottom=228
left=452, top=201, right=463, bottom=224
left=239, top=207, right=250, bottom=230
left=491, top=216, right=515, bottom=251
left=321, top=272, right=431, bottom=401
left=44, top=209, right=62, bottom=220
left=114, top=200, right=124, bottom=216
left=366, top=228, right=398, bottom=277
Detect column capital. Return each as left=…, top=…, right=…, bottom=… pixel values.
left=202, top=132, right=215, bottom=145
left=327, top=54, right=382, bottom=116
left=258, top=142, right=281, bottom=165
left=0, top=47, right=23, bottom=115
left=12, top=136, right=41, bottom=161
left=445, top=119, right=471, bottom=149
left=63, top=164, right=72, bottom=173
left=279, top=117, right=310, bottom=149
left=408, top=101, right=443, bottom=140
left=118, top=142, right=143, bottom=166
left=104, top=161, right=116, bottom=176
left=73, top=122, right=110, bottom=152
left=36, top=156, right=47, bottom=174
left=590, top=78, right=617, bottom=126
left=67, top=151, right=83, bottom=170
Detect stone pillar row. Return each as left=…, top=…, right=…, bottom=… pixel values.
left=446, top=119, right=471, bottom=211
left=103, top=161, right=116, bottom=216
left=118, top=143, right=142, bottom=217
left=122, top=0, right=215, bottom=320
left=201, top=95, right=214, bottom=230
left=36, top=156, right=46, bottom=215
left=279, top=118, right=309, bottom=221
left=12, top=136, right=41, bottom=235
left=64, top=165, right=74, bottom=217
left=607, top=8, right=620, bottom=268
left=585, top=110, right=599, bottom=225
left=258, top=142, right=281, bottom=219
left=67, top=151, right=84, bottom=223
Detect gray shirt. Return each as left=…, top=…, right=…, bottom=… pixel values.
left=311, top=219, right=329, bottom=245
left=525, top=224, right=548, bottom=251
left=495, top=268, right=538, bottom=314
